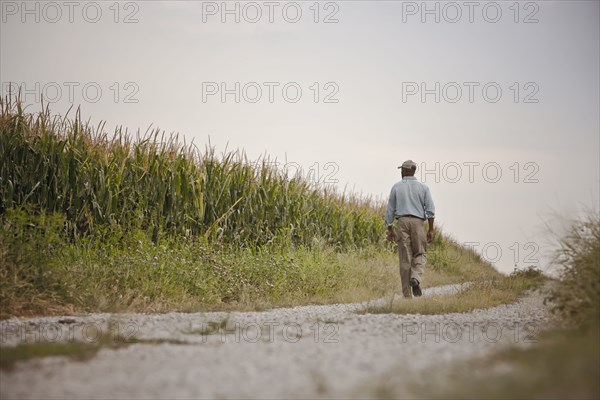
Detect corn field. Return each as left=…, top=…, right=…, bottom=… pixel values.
left=0, top=97, right=385, bottom=248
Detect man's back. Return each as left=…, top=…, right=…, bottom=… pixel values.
left=385, top=176, right=435, bottom=225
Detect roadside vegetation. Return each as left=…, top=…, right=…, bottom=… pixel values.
left=0, top=96, right=494, bottom=318
left=0, top=207, right=402, bottom=317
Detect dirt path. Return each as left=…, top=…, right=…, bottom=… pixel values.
left=0, top=284, right=553, bottom=399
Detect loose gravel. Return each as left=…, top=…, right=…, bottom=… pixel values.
left=0, top=283, right=554, bottom=399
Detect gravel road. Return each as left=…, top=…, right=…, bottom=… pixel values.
left=0, top=283, right=554, bottom=399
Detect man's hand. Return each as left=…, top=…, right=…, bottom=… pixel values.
left=387, top=227, right=396, bottom=242
left=427, top=230, right=434, bottom=243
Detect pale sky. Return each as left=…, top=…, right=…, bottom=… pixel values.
left=1, top=0, right=598, bottom=273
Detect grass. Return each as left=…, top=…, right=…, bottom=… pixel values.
left=420, top=233, right=506, bottom=288
left=0, top=205, right=502, bottom=317
left=182, top=316, right=237, bottom=335
left=546, top=214, right=600, bottom=326
left=361, top=268, right=546, bottom=315
left=0, top=208, right=404, bottom=317
left=0, top=341, right=116, bottom=371
left=0, top=335, right=190, bottom=371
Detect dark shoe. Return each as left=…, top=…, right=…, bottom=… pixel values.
left=410, top=278, right=422, bottom=297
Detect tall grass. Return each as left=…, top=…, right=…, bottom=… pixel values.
left=547, top=214, right=600, bottom=327
left=0, top=96, right=384, bottom=248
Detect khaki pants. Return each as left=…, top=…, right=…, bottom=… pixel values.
left=396, top=217, right=427, bottom=297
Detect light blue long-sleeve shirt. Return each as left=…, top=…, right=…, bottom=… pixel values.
left=384, top=176, right=435, bottom=226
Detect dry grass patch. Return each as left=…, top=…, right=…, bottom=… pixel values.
left=361, top=268, right=546, bottom=315
left=0, top=334, right=189, bottom=371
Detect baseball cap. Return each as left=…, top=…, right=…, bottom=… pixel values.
left=398, top=159, right=417, bottom=170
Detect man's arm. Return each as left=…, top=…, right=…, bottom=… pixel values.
left=385, top=187, right=397, bottom=241
left=384, top=187, right=396, bottom=227
left=427, top=218, right=434, bottom=243
left=424, top=186, right=435, bottom=243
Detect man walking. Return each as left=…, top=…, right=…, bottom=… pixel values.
left=385, top=160, right=435, bottom=298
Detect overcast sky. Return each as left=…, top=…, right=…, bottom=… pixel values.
left=1, top=0, right=598, bottom=273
